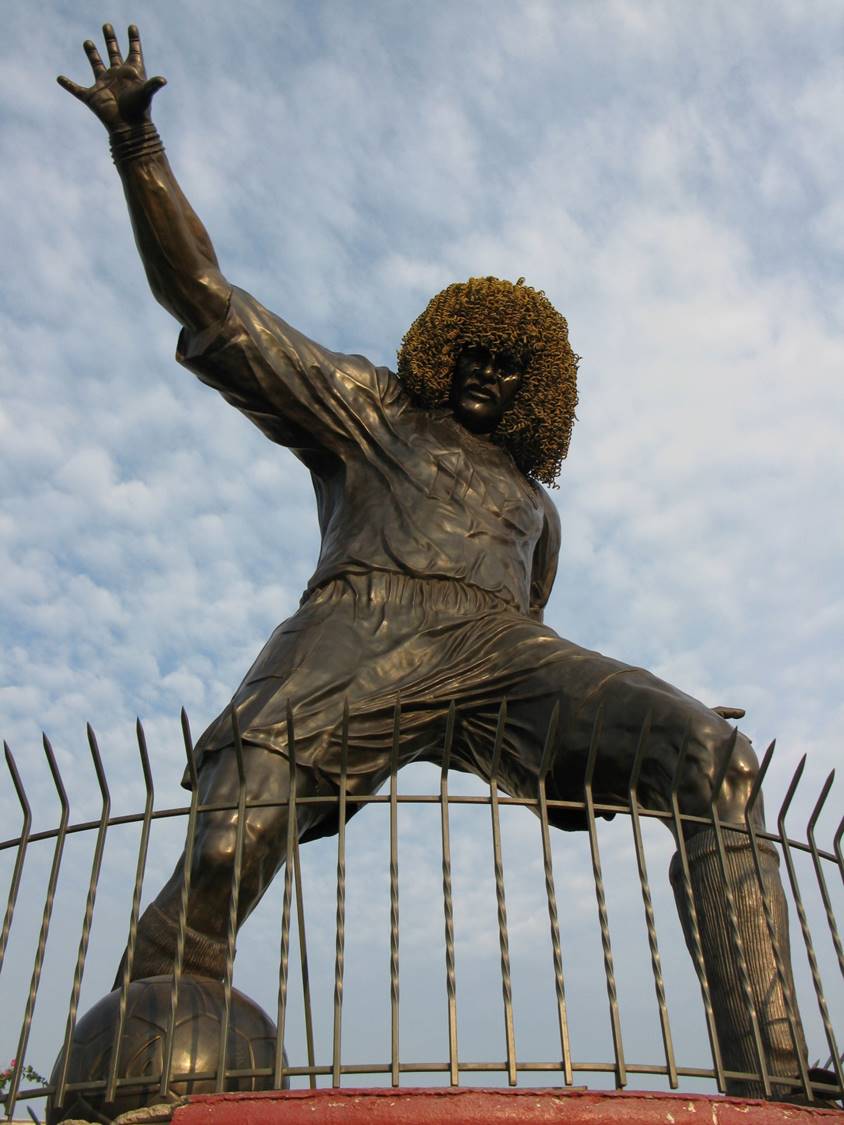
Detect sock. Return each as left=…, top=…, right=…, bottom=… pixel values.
left=113, top=902, right=228, bottom=988
left=670, top=829, right=807, bottom=1099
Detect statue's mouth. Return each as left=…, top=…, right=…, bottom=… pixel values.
left=463, top=384, right=497, bottom=403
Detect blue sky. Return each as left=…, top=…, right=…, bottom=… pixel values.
left=1, top=0, right=843, bottom=1097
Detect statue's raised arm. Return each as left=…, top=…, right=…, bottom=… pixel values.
left=58, top=24, right=229, bottom=333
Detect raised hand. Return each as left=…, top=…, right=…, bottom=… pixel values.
left=57, top=24, right=166, bottom=133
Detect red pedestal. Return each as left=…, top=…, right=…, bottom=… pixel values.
left=174, top=1087, right=844, bottom=1123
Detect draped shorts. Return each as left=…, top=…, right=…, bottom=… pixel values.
left=186, top=571, right=737, bottom=842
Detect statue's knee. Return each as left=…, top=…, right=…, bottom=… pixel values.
left=196, top=815, right=239, bottom=874
left=243, top=806, right=287, bottom=857
left=717, top=732, right=760, bottom=822
left=676, top=718, right=759, bottom=823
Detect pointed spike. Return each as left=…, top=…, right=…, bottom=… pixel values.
left=627, top=710, right=653, bottom=797
left=670, top=723, right=691, bottom=797
left=231, top=704, right=245, bottom=784
left=778, top=754, right=807, bottom=827
left=489, top=697, right=508, bottom=782
left=583, top=702, right=604, bottom=789
left=42, top=733, right=69, bottom=808
left=389, top=694, right=402, bottom=773
left=136, top=719, right=154, bottom=796
left=710, top=727, right=739, bottom=807
left=87, top=724, right=110, bottom=803
left=807, top=771, right=835, bottom=836
left=181, top=708, right=198, bottom=789
left=285, top=698, right=297, bottom=769
left=340, top=697, right=349, bottom=782
left=180, top=707, right=193, bottom=752
left=746, top=739, right=775, bottom=816
left=3, top=743, right=32, bottom=820
left=538, top=701, right=561, bottom=780
left=442, top=701, right=456, bottom=775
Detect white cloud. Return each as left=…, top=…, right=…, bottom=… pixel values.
left=1, top=0, right=842, bottom=1095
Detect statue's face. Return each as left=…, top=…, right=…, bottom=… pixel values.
left=452, top=345, right=523, bottom=435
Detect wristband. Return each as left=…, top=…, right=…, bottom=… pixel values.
left=110, top=122, right=165, bottom=167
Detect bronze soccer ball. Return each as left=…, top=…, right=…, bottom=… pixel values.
left=47, top=975, right=285, bottom=1123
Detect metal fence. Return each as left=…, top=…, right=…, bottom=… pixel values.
left=1, top=704, right=842, bottom=1121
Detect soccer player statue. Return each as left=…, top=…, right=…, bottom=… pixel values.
left=57, top=24, right=830, bottom=1106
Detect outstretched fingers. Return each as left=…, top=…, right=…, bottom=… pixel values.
left=143, top=76, right=167, bottom=98
left=56, top=74, right=89, bottom=102
left=59, top=24, right=165, bottom=125
left=102, top=23, right=123, bottom=67
left=83, top=38, right=106, bottom=78
left=129, top=75, right=168, bottom=117
left=127, top=24, right=144, bottom=69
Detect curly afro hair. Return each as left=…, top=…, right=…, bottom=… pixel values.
left=396, top=276, right=579, bottom=486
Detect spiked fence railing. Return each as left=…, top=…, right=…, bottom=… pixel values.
left=1, top=705, right=842, bottom=1120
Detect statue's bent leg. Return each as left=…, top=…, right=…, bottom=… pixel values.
left=518, top=652, right=814, bottom=1102
left=439, top=607, right=826, bottom=1102
left=663, top=724, right=807, bottom=1100
left=124, top=744, right=324, bottom=982
left=564, top=670, right=809, bottom=1100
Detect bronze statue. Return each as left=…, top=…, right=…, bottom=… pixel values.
left=58, top=25, right=826, bottom=1104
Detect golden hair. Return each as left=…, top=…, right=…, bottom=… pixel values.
left=396, top=277, right=578, bottom=485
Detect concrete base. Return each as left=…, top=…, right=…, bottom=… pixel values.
left=160, top=1087, right=843, bottom=1123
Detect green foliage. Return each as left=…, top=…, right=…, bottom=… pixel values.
left=0, top=1059, right=47, bottom=1093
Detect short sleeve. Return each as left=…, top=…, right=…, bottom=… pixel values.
left=529, top=487, right=561, bottom=619
left=176, top=286, right=402, bottom=454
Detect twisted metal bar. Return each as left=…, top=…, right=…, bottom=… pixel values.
left=332, top=700, right=350, bottom=1087
left=583, top=705, right=626, bottom=1089
left=159, top=712, right=200, bottom=1098
left=214, top=708, right=248, bottom=1093
left=293, top=810, right=316, bottom=1088
left=106, top=719, right=155, bottom=1104
left=54, top=726, right=112, bottom=1109
left=488, top=700, right=517, bottom=1086
left=439, top=702, right=459, bottom=1086
left=806, top=771, right=844, bottom=981
left=708, top=729, right=770, bottom=1097
left=0, top=744, right=32, bottom=974
left=669, top=736, right=725, bottom=1092
left=389, top=696, right=401, bottom=1088
left=274, top=702, right=299, bottom=1089
left=743, top=741, right=812, bottom=1103
left=4, top=736, right=70, bottom=1121
left=627, top=712, right=677, bottom=1089
left=777, top=757, right=844, bottom=1095
left=536, top=702, right=573, bottom=1086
